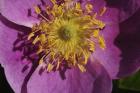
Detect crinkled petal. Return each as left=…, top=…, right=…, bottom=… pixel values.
left=106, top=0, right=140, bottom=22
left=0, top=18, right=112, bottom=93
left=115, top=9, right=140, bottom=78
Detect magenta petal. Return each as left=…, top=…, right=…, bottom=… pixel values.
left=0, top=20, right=112, bottom=93
left=81, top=0, right=122, bottom=79
left=87, top=59, right=112, bottom=93
left=0, top=0, right=42, bottom=27
left=92, top=8, right=121, bottom=79
left=27, top=61, right=112, bottom=93
left=115, top=9, right=140, bottom=78
left=86, top=0, right=106, bottom=12
left=93, top=0, right=106, bottom=11
left=0, top=20, right=29, bottom=93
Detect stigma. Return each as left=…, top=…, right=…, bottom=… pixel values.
left=28, top=0, right=106, bottom=72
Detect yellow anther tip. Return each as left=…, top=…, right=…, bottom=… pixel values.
left=34, top=6, right=41, bottom=14
left=30, top=1, right=106, bottom=73
left=78, top=64, right=86, bottom=72
left=99, top=7, right=107, bottom=16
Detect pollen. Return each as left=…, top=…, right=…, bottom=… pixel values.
left=28, top=0, right=107, bottom=72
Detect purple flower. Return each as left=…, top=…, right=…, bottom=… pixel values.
left=0, top=0, right=140, bottom=93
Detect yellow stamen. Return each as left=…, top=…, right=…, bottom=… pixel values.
left=51, top=0, right=56, bottom=4
left=47, top=63, right=54, bottom=72
left=34, top=6, right=41, bottom=14
left=98, top=36, right=106, bottom=49
left=93, top=30, right=99, bottom=37
left=92, top=12, right=97, bottom=18
left=75, top=2, right=81, bottom=10
left=89, top=41, right=95, bottom=52
left=85, top=3, right=93, bottom=13
left=56, top=59, right=61, bottom=70
left=77, top=64, right=86, bottom=72
left=28, top=32, right=34, bottom=40
left=36, top=46, right=43, bottom=54
left=30, top=0, right=107, bottom=73
left=39, top=56, right=44, bottom=64
left=99, top=7, right=107, bottom=16
left=33, top=36, right=39, bottom=44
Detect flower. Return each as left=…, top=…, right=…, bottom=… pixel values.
left=0, top=0, right=140, bottom=93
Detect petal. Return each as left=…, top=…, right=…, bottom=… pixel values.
left=0, top=0, right=121, bottom=79
left=106, top=0, right=140, bottom=22
left=91, top=0, right=106, bottom=11
left=0, top=17, right=112, bottom=93
left=115, top=9, right=140, bottom=78
left=27, top=61, right=112, bottom=93
left=0, top=0, right=45, bottom=27
left=87, top=58, right=112, bottom=93
left=93, top=8, right=121, bottom=79
left=81, top=0, right=122, bottom=79
left=0, top=15, right=31, bottom=93
left=80, top=0, right=121, bottom=79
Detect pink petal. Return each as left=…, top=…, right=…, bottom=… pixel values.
left=0, top=0, right=43, bottom=27
left=92, top=8, right=122, bottom=79
left=0, top=16, right=112, bottom=93
left=80, top=0, right=122, bottom=79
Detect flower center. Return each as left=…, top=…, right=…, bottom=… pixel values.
left=28, top=0, right=107, bottom=72
left=58, top=26, right=73, bottom=41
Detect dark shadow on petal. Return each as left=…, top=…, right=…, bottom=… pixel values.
left=22, top=65, right=29, bottom=73
left=87, top=61, right=112, bottom=93
left=115, top=9, right=140, bottom=77
left=27, top=9, right=32, bottom=17
left=92, top=71, right=112, bottom=93
left=59, top=62, right=70, bottom=80
left=21, top=60, right=39, bottom=93
left=56, top=0, right=65, bottom=5
left=0, top=13, right=41, bottom=93
left=0, top=13, right=31, bottom=34
left=40, top=0, right=46, bottom=6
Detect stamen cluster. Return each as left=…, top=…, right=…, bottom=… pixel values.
left=28, top=0, right=106, bottom=72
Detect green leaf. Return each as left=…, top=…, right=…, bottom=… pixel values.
left=119, top=71, right=140, bottom=91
